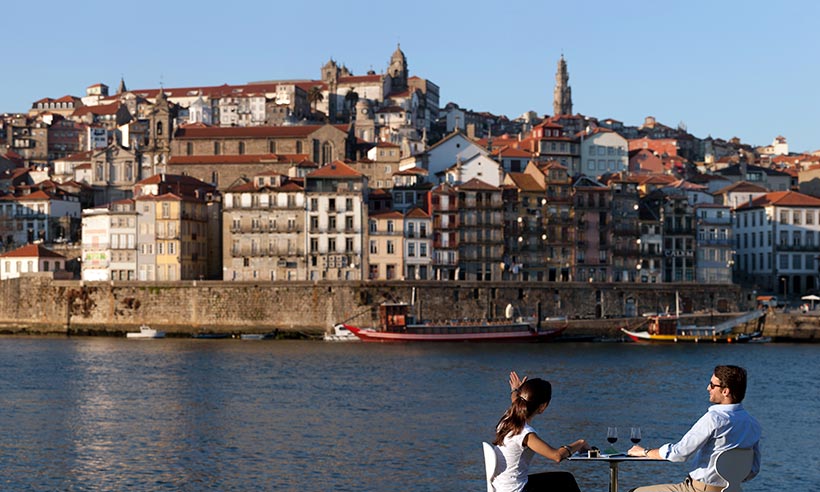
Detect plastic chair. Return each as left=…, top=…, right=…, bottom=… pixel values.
left=715, top=448, right=754, bottom=492
left=482, top=442, right=505, bottom=492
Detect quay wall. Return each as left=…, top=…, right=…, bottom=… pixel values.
left=0, top=276, right=745, bottom=332
left=0, top=276, right=815, bottom=340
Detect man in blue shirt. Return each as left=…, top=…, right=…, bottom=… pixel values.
left=627, top=365, right=761, bottom=492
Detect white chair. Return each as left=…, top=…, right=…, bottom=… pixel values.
left=482, top=442, right=506, bottom=492
left=715, top=448, right=754, bottom=492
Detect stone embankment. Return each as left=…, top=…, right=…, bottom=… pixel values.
left=0, top=276, right=816, bottom=341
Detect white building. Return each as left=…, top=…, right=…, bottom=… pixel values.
left=442, top=153, right=503, bottom=187
left=424, top=130, right=488, bottom=181
left=579, top=128, right=628, bottom=177
left=734, top=190, right=820, bottom=296
left=403, top=207, right=433, bottom=280
left=0, top=244, right=66, bottom=280
left=81, top=199, right=138, bottom=281
left=304, top=161, right=367, bottom=281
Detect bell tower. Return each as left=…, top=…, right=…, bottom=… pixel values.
left=388, top=44, right=408, bottom=92
left=553, top=55, right=573, bottom=116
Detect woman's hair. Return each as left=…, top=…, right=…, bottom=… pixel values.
left=714, top=365, right=747, bottom=403
left=493, top=378, right=552, bottom=446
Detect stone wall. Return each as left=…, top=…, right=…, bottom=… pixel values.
left=0, top=277, right=757, bottom=336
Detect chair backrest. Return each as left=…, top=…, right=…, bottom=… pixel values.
left=482, top=442, right=505, bottom=492
left=715, top=448, right=754, bottom=492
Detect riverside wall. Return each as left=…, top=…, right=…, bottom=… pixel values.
left=0, top=276, right=816, bottom=340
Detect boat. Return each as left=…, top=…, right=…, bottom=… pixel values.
left=621, top=309, right=765, bottom=344
left=126, top=324, right=165, bottom=339
left=341, top=303, right=566, bottom=343
left=239, top=332, right=276, bottom=340
left=323, top=324, right=362, bottom=342
left=192, top=332, right=230, bottom=339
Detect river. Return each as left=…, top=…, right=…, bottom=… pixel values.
left=0, top=338, right=815, bottom=491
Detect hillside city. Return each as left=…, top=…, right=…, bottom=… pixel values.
left=1, top=47, right=819, bottom=300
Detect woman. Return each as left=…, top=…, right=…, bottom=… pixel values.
left=491, top=372, right=589, bottom=492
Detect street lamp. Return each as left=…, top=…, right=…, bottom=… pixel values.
left=781, top=276, right=788, bottom=299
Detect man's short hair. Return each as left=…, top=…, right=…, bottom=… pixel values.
left=714, top=365, right=747, bottom=403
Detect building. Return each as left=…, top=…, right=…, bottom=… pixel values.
left=553, top=55, right=573, bottom=116
left=428, top=182, right=459, bottom=280
left=367, top=210, right=404, bottom=280
left=734, top=190, right=820, bottom=296
left=572, top=176, right=611, bottom=283
left=579, top=128, right=628, bottom=178
left=0, top=189, right=82, bottom=248
left=455, top=178, right=504, bottom=281
left=304, top=161, right=367, bottom=281
left=81, top=199, right=138, bottom=281
left=222, top=173, right=306, bottom=281
left=694, top=203, right=734, bottom=284
left=0, top=244, right=67, bottom=280
left=403, top=207, right=433, bottom=280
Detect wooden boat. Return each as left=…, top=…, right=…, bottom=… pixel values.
left=621, top=310, right=765, bottom=344
left=341, top=303, right=566, bottom=343
left=126, top=324, right=165, bottom=339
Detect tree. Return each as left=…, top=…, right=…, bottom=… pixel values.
left=344, top=88, right=359, bottom=120
left=308, top=86, right=324, bottom=114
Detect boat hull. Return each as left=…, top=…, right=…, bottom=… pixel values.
left=621, top=328, right=751, bottom=344
left=343, top=323, right=565, bottom=343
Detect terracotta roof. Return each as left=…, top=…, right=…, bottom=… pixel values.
left=494, top=147, right=532, bottom=158
left=174, top=124, right=349, bottom=139
left=736, top=190, right=820, bottom=210
left=62, top=150, right=94, bottom=162
left=457, top=178, right=499, bottom=191
left=135, top=173, right=212, bottom=187
left=405, top=207, right=430, bottom=219
left=307, top=160, right=363, bottom=178
left=168, top=154, right=310, bottom=165
left=72, top=102, right=119, bottom=117
left=370, top=210, right=404, bottom=219
left=0, top=244, right=65, bottom=259
left=394, top=167, right=428, bottom=176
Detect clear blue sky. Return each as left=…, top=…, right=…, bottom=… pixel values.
left=5, top=1, right=818, bottom=153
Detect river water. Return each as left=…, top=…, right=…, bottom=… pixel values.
left=0, top=338, right=815, bottom=491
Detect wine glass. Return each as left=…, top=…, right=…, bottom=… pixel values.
left=630, top=427, right=642, bottom=445
left=607, top=427, right=618, bottom=447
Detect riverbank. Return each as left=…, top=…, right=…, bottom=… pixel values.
left=0, top=276, right=817, bottom=341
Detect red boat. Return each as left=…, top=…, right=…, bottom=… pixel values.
left=339, top=303, right=566, bottom=343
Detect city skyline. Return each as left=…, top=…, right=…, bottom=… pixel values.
left=5, top=0, right=818, bottom=152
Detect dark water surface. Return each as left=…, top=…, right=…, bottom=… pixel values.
left=0, top=338, right=816, bottom=491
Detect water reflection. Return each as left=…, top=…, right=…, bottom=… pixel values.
left=0, top=339, right=815, bottom=491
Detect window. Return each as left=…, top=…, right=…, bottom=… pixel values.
left=269, top=141, right=276, bottom=153
left=214, top=141, right=221, bottom=155
left=186, top=142, right=193, bottom=155
left=370, top=240, right=378, bottom=254
left=408, top=243, right=415, bottom=257
left=387, top=241, right=395, bottom=254
left=387, top=220, right=394, bottom=233
left=420, top=243, right=427, bottom=257
left=238, top=142, right=245, bottom=155
left=310, top=216, right=319, bottom=231
left=345, top=216, right=354, bottom=231
left=345, top=198, right=353, bottom=211
left=310, top=198, right=318, bottom=210
left=329, top=216, right=337, bottom=230
left=345, top=237, right=354, bottom=252
left=310, top=238, right=318, bottom=252
left=328, top=238, right=336, bottom=252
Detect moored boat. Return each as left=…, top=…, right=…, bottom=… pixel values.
left=342, top=303, right=566, bottom=343
left=323, top=324, right=362, bottom=342
left=621, top=310, right=765, bottom=344
left=126, top=324, right=165, bottom=339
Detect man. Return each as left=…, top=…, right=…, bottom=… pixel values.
left=627, top=365, right=761, bottom=492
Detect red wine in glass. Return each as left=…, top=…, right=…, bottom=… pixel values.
left=607, top=427, right=618, bottom=445
left=630, top=427, right=642, bottom=444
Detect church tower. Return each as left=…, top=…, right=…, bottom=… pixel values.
left=553, top=55, right=573, bottom=116
left=387, top=44, right=408, bottom=92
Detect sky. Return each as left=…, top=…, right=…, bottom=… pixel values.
left=5, top=1, right=819, bottom=153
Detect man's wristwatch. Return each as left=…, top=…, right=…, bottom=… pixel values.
left=643, top=448, right=650, bottom=457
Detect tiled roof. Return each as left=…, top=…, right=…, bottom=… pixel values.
left=736, top=190, right=820, bottom=210
left=370, top=210, right=404, bottom=219
left=0, top=244, right=65, bottom=259
left=168, top=154, right=310, bottom=165
left=405, top=207, right=430, bottom=219
left=307, top=160, right=363, bottom=178
left=174, top=124, right=349, bottom=139
left=457, top=178, right=499, bottom=191
left=506, top=172, right=545, bottom=192
left=62, top=150, right=94, bottom=162
left=72, top=102, right=119, bottom=117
